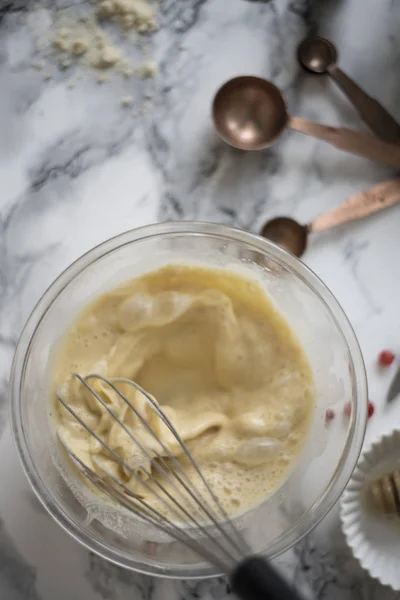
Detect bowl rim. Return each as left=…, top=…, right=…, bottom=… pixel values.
left=9, top=220, right=368, bottom=578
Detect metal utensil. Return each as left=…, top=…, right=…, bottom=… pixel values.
left=387, top=366, right=400, bottom=404
left=58, top=374, right=306, bottom=600
left=212, top=77, right=400, bottom=167
left=260, top=178, right=400, bottom=257
left=298, top=37, right=400, bottom=143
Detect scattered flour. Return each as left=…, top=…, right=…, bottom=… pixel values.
left=31, top=59, right=44, bottom=70
left=50, top=0, right=158, bottom=78
left=135, top=58, right=157, bottom=78
left=95, top=0, right=157, bottom=33
left=121, top=94, right=134, bottom=106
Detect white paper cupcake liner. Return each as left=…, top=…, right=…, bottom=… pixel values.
left=340, top=429, right=400, bottom=591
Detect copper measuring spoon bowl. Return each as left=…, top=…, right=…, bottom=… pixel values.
left=298, top=37, right=400, bottom=143
left=212, top=76, right=400, bottom=167
left=298, top=37, right=338, bottom=74
left=260, top=178, right=400, bottom=257
left=212, top=77, right=286, bottom=151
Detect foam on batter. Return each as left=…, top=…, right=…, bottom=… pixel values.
left=51, top=264, right=314, bottom=523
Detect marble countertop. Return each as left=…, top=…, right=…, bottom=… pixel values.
left=1, top=0, right=400, bottom=598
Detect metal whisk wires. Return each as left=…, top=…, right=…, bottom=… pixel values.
left=56, top=374, right=250, bottom=573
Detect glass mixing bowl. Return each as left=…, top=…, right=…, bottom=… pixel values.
left=10, top=221, right=367, bottom=578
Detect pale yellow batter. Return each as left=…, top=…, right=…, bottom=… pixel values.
left=52, top=264, right=314, bottom=517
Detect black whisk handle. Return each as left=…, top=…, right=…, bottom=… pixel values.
left=230, top=556, right=306, bottom=600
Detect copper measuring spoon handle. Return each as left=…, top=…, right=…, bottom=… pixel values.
left=308, top=178, right=400, bottom=233
left=327, top=65, right=400, bottom=143
left=288, top=116, right=400, bottom=168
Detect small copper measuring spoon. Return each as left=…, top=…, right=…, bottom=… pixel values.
left=212, top=76, right=400, bottom=167
left=298, top=37, right=400, bottom=143
left=260, top=178, right=400, bottom=257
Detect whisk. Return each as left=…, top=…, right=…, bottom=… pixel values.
left=57, top=374, right=306, bottom=600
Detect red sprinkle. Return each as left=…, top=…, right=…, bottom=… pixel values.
left=344, top=401, right=374, bottom=419
left=344, top=402, right=352, bottom=417
left=368, top=401, right=375, bottom=419
left=325, top=408, right=335, bottom=423
left=378, top=350, right=395, bottom=367
left=142, top=541, right=158, bottom=555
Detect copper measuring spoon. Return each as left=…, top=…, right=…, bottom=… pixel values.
left=260, top=178, right=400, bottom=257
left=298, top=37, right=400, bottom=143
left=212, top=76, right=400, bottom=167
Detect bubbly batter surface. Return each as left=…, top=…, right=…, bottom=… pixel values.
left=53, top=264, right=314, bottom=516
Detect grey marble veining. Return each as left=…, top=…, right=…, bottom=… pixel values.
left=1, top=0, right=400, bottom=598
